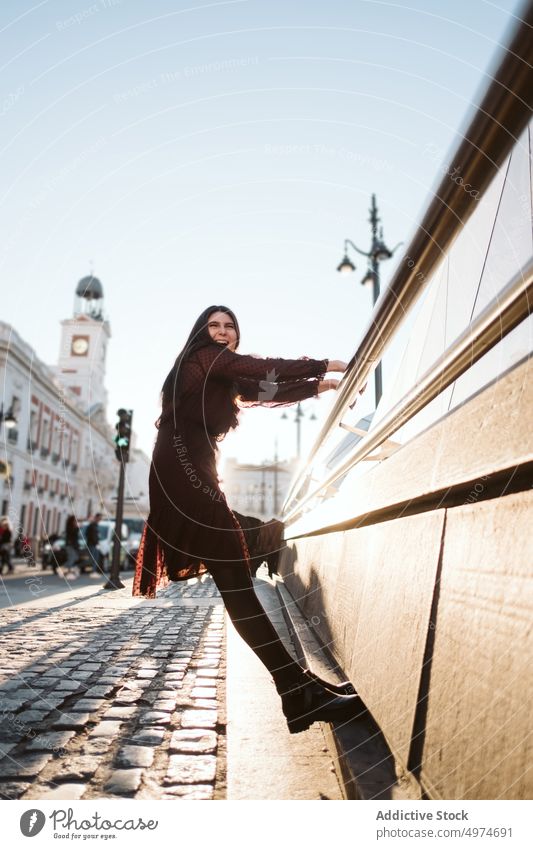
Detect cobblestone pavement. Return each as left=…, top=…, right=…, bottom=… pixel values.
left=0, top=577, right=226, bottom=800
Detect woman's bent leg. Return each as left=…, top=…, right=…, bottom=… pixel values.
left=207, top=563, right=303, bottom=691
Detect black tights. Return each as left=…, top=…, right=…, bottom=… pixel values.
left=207, top=563, right=303, bottom=691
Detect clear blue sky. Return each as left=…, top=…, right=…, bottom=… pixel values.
left=0, top=0, right=523, bottom=465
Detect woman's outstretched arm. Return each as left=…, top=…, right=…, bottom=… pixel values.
left=236, top=376, right=342, bottom=406
left=197, top=342, right=343, bottom=382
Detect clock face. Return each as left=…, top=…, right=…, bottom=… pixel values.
left=71, top=336, right=89, bottom=356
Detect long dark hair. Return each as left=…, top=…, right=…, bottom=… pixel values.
left=158, top=305, right=241, bottom=426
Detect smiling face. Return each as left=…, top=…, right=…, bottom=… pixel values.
left=207, top=311, right=238, bottom=352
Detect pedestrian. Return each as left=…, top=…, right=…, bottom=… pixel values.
left=64, top=515, right=80, bottom=579
left=133, top=305, right=363, bottom=733
left=85, top=513, right=102, bottom=573
left=0, top=516, right=13, bottom=574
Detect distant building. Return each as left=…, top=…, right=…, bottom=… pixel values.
left=221, top=456, right=297, bottom=520
left=0, top=274, right=149, bottom=554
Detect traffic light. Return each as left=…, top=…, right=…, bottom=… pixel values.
left=114, top=408, right=132, bottom=463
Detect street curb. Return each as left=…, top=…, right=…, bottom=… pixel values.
left=274, top=577, right=417, bottom=800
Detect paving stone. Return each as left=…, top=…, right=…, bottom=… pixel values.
left=71, top=699, right=106, bottom=712
left=81, top=738, right=109, bottom=756
left=34, top=678, right=63, bottom=689
left=115, top=745, right=154, bottom=768
left=138, top=711, right=171, bottom=726
left=0, top=742, right=16, bottom=758
left=89, top=721, right=122, bottom=738
left=55, top=681, right=84, bottom=692
left=101, top=705, right=138, bottom=721
left=26, top=731, right=75, bottom=752
left=33, top=696, right=68, bottom=711
left=0, top=781, right=30, bottom=799
left=16, top=710, right=52, bottom=725
left=162, top=784, right=214, bottom=799
left=191, top=688, right=217, bottom=699
left=70, top=671, right=93, bottom=681
left=135, top=670, right=158, bottom=679
left=191, top=668, right=218, bottom=678
left=38, top=668, right=69, bottom=678
left=180, top=710, right=217, bottom=729
left=125, top=727, right=166, bottom=747
left=0, top=752, right=52, bottom=778
left=0, top=728, right=24, bottom=745
left=0, top=697, right=27, bottom=712
left=150, top=700, right=176, bottom=712
left=40, top=783, right=87, bottom=799
left=84, top=685, right=114, bottom=697
left=105, top=769, right=142, bottom=795
left=189, top=699, right=217, bottom=710
left=169, top=730, right=217, bottom=755
left=189, top=660, right=218, bottom=668
left=163, top=672, right=185, bottom=681
left=164, top=754, right=216, bottom=785
left=10, top=688, right=41, bottom=700
left=56, top=756, right=100, bottom=781
left=114, top=688, right=144, bottom=704
left=153, top=690, right=179, bottom=700
left=52, top=713, right=91, bottom=731
left=194, top=677, right=218, bottom=687
left=159, top=681, right=183, bottom=691
left=79, top=663, right=101, bottom=671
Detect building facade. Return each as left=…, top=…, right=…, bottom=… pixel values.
left=221, top=456, right=297, bottom=520
left=0, top=275, right=149, bottom=556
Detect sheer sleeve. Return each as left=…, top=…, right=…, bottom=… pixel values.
left=195, top=343, right=329, bottom=383
left=235, top=376, right=321, bottom=407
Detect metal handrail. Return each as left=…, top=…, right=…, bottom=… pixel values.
left=283, top=0, right=533, bottom=515
left=283, top=256, right=533, bottom=524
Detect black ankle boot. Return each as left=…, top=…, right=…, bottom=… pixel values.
left=279, top=676, right=366, bottom=735
left=301, top=668, right=356, bottom=696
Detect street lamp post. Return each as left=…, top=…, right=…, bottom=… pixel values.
left=281, top=402, right=317, bottom=460
left=337, top=193, right=402, bottom=407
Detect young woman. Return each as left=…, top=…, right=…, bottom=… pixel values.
left=0, top=516, right=13, bottom=574
left=64, top=514, right=80, bottom=579
left=133, top=306, right=362, bottom=733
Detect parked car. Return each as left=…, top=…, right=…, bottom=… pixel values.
left=41, top=535, right=67, bottom=571
left=123, top=531, right=142, bottom=569
left=78, top=520, right=129, bottom=572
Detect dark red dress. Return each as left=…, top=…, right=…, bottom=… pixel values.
left=132, top=342, right=328, bottom=598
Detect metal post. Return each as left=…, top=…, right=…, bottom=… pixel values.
left=273, top=438, right=279, bottom=515
left=260, top=468, right=266, bottom=516
left=371, top=255, right=383, bottom=405
left=105, top=458, right=126, bottom=590
left=369, top=195, right=383, bottom=406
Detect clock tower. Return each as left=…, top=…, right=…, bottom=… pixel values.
left=57, top=274, right=111, bottom=415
